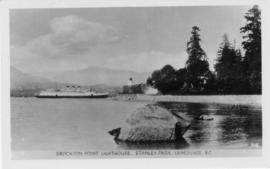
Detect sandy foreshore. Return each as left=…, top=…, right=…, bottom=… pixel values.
left=112, top=94, right=261, bottom=106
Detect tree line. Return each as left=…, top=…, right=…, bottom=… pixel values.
left=146, top=5, right=261, bottom=95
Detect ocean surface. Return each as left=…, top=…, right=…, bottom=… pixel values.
left=11, top=97, right=262, bottom=159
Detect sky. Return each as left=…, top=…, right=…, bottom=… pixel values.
left=10, top=6, right=252, bottom=73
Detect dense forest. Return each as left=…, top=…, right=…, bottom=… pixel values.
left=146, top=5, right=261, bottom=95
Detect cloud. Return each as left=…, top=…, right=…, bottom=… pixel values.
left=11, top=15, right=187, bottom=73
left=104, top=51, right=187, bottom=72
left=21, top=15, right=124, bottom=58
left=11, top=15, right=128, bottom=72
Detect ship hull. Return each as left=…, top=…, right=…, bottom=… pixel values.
left=36, top=95, right=108, bottom=98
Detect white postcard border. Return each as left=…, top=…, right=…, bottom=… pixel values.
left=1, top=0, right=270, bottom=168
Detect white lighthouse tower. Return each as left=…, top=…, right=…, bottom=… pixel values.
left=127, top=77, right=133, bottom=86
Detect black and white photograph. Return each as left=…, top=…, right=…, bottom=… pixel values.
left=2, top=0, right=270, bottom=167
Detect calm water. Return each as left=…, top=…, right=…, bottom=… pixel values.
left=11, top=97, right=262, bottom=158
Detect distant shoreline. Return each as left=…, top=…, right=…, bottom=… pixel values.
left=11, top=94, right=262, bottom=106
left=112, top=94, right=261, bottom=106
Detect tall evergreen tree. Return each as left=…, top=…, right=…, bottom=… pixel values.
left=186, top=26, right=210, bottom=91
left=215, top=34, right=232, bottom=80
left=241, top=5, right=261, bottom=93
left=215, top=34, right=243, bottom=93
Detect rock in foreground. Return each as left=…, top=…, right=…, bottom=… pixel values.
left=109, top=104, right=190, bottom=142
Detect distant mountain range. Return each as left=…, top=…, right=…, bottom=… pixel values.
left=10, top=66, right=149, bottom=96
left=10, top=66, right=57, bottom=90
left=34, top=66, right=149, bottom=86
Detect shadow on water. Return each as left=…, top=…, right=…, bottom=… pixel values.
left=112, top=102, right=262, bottom=149
left=114, top=138, right=189, bottom=150
left=158, top=102, right=262, bottom=148
left=218, top=106, right=262, bottom=144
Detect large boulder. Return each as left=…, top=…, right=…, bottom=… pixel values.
left=109, top=104, right=190, bottom=142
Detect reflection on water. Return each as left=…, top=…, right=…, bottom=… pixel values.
left=159, top=102, right=262, bottom=149
left=114, top=138, right=189, bottom=150
left=11, top=98, right=262, bottom=159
